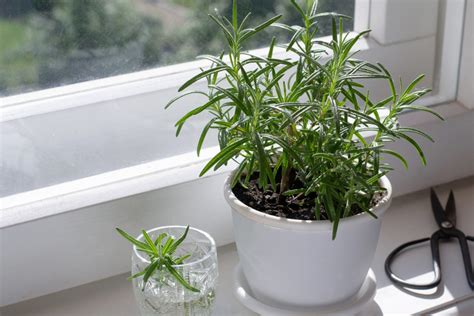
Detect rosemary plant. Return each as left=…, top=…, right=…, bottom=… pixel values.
left=166, top=0, right=442, bottom=238
left=116, top=226, right=199, bottom=292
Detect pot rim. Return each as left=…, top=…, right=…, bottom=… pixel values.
left=224, top=170, right=392, bottom=231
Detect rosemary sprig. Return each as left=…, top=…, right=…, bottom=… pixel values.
left=116, top=226, right=199, bottom=292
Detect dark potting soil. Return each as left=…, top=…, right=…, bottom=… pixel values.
left=232, top=172, right=386, bottom=221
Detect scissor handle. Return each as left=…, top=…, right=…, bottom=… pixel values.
left=384, top=235, right=442, bottom=290
left=385, top=232, right=474, bottom=290
left=450, top=231, right=474, bottom=290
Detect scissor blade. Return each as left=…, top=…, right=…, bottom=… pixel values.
left=445, top=190, right=456, bottom=227
left=430, top=188, right=447, bottom=227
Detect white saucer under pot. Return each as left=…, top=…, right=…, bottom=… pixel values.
left=233, top=263, right=377, bottom=316
left=224, top=171, right=392, bottom=308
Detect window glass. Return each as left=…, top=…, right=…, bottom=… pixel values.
left=0, top=0, right=354, bottom=97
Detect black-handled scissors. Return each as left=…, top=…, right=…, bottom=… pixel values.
left=385, top=188, right=474, bottom=290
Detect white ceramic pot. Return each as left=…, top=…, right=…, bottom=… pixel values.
left=224, top=172, right=392, bottom=307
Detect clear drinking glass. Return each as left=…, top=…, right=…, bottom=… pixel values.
left=131, top=226, right=218, bottom=316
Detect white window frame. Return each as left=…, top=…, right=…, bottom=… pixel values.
left=2, top=0, right=371, bottom=121
left=2, top=0, right=465, bottom=118
left=0, top=0, right=470, bottom=226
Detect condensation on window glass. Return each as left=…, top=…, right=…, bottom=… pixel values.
left=0, top=0, right=354, bottom=97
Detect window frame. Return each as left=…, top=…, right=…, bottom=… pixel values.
left=1, top=0, right=464, bottom=117
left=1, top=0, right=370, bottom=120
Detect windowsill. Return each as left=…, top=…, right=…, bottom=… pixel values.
left=0, top=101, right=470, bottom=229
left=2, top=177, right=473, bottom=315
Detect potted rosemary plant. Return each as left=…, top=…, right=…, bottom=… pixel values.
left=167, top=0, right=441, bottom=307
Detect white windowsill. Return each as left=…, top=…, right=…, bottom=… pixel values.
left=2, top=177, right=473, bottom=315
left=0, top=101, right=469, bottom=229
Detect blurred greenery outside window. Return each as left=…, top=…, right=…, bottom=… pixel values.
left=0, top=0, right=354, bottom=97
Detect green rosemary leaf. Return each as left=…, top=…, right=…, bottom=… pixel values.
left=116, top=228, right=149, bottom=250
left=174, top=254, right=191, bottom=265
left=164, top=260, right=200, bottom=293
left=128, top=270, right=147, bottom=281
left=142, top=259, right=161, bottom=291
left=161, top=236, right=175, bottom=256
left=167, top=226, right=190, bottom=255
left=142, top=230, right=158, bottom=254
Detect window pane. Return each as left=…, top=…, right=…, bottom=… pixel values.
left=0, top=0, right=354, bottom=97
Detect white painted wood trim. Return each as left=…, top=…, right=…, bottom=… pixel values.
left=354, top=0, right=371, bottom=32
left=368, top=0, right=466, bottom=106
left=434, top=0, right=467, bottom=103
